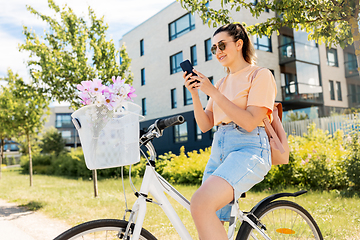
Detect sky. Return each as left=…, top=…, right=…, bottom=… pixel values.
left=0, top=0, right=175, bottom=84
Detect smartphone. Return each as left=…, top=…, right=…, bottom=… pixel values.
left=180, top=60, right=199, bottom=84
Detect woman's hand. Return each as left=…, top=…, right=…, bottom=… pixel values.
left=183, top=72, right=200, bottom=95
left=190, top=69, right=217, bottom=97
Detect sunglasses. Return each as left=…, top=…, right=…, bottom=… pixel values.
left=210, top=40, right=237, bottom=55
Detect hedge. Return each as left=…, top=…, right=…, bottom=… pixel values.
left=20, top=123, right=360, bottom=192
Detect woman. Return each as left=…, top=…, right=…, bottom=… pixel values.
left=183, top=23, right=276, bottom=239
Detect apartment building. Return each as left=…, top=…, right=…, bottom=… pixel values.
left=119, top=0, right=359, bottom=155
left=44, top=105, right=79, bottom=148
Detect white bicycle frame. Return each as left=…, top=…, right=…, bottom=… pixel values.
left=126, top=165, right=271, bottom=239
left=125, top=133, right=271, bottom=240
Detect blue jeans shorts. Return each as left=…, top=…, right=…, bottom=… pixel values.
left=202, top=123, right=272, bottom=221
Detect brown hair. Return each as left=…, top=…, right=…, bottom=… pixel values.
left=213, top=23, right=257, bottom=72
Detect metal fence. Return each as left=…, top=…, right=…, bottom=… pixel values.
left=283, top=113, right=360, bottom=137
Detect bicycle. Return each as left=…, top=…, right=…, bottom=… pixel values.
left=54, top=115, right=323, bottom=240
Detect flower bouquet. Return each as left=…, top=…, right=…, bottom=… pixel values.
left=77, top=76, right=136, bottom=138
left=72, top=77, right=141, bottom=170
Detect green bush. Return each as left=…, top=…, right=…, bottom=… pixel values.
left=162, top=146, right=210, bottom=185
left=18, top=123, right=359, bottom=192
left=256, top=124, right=349, bottom=191
left=21, top=148, right=130, bottom=179
left=345, top=123, right=360, bottom=192
left=40, top=127, right=66, bottom=155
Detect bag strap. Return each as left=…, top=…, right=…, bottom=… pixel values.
left=217, top=75, right=227, bottom=90
left=251, top=67, right=265, bottom=82
left=263, top=112, right=285, bottom=154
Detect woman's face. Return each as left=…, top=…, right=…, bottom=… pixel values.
left=212, top=31, right=241, bottom=67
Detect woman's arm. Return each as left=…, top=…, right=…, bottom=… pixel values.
left=183, top=72, right=214, bottom=133
left=191, top=69, right=269, bottom=132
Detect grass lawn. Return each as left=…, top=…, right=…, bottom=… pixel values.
left=0, top=168, right=359, bottom=239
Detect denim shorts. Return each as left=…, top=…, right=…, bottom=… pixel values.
left=202, top=123, right=272, bottom=221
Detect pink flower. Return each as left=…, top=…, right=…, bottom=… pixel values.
left=312, top=149, right=317, bottom=153
left=91, top=79, right=106, bottom=94
left=79, top=92, right=91, bottom=105
left=127, top=86, right=137, bottom=100
left=112, top=76, right=125, bottom=85
left=103, top=91, right=116, bottom=110
left=77, top=81, right=93, bottom=92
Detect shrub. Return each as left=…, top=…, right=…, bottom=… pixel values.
left=256, top=124, right=349, bottom=191
left=40, top=127, right=66, bottom=155
left=345, top=122, right=360, bottom=192
left=162, top=146, right=210, bottom=185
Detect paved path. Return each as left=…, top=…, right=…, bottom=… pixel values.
left=0, top=199, right=71, bottom=240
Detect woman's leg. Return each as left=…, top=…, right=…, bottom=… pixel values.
left=190, top=175, right=234, bottom=240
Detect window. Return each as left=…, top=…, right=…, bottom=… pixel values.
left=141, top=68, right=145, bottom=85
left=357, top=85, right=360, bottom=104
left=326, top=48, right=338, bottom=67
left=336, top=81, right=342, bottom=101
left=170, top=52, right=183, bottom=74
left=190, top=45, right=197, bottom=66
left=195, top=122, right=202, bottom=141
left=140, top=39, right=144, bottom=56
left=253, top=35, right=272, bottom=52
left=171, top=88, right=177, bottom=109
left=329, top=80, right=335, bottom=100
left=183, top=86, right=192, bottom=105
left=60, top=130, right=72, bottom=143
left=174, top=122, right=188, bottom=143
left=169, top=13, right=195, bottom=41
left=349, top=84, right=357, bottom=103
left=56, top=114, right=72, bottom=128
left=345, top=53, right=358, bottom=77
left=205, top=38, right=212, bottom=61
left=142, top=98, right=147, bottom=116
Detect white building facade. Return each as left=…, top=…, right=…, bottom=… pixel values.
left=119, top=0, right=359, bottom=155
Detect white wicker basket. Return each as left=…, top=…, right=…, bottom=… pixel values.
left=71, top=102, right=142, bottom=170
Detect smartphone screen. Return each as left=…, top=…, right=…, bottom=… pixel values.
left=180, top=60, right=197, bottom=76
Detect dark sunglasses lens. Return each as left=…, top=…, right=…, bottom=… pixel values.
left=218, top=42, right=226, bottom=51
left=211, top=45, right=217, bottom=55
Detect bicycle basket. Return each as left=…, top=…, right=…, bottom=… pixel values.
left=71, top=102, right=142, bottom=170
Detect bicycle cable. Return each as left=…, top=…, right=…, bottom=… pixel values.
left=121, top=166, right=129, bottom=211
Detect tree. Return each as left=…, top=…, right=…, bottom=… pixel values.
left=0, top=88, right=15, bottom=179
left=286, top=110, right=309, bottom=122
left=19, top=0, right=133, bottom=109
left=2, top=69, right=50, bottom=187
left=40, top=127, right=66, bottom=156
left=179, top=0, right=360, bottom=74
left=19, top=0, right=133, bottom=196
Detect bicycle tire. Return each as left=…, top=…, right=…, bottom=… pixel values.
left=236, top=200, right=323, bottom=240
left=53, top=219, right=157, bottom=240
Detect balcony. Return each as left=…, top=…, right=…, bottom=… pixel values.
left=345, top=60, right=359, bottom=78
left=279, top=41, right=319, bottom=65
left=282, top=85, right=323, bottom=105
left=279, top=42, right=295, bottom=64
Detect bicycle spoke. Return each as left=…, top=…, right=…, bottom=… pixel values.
left=245, top=201, right=322, bottom=240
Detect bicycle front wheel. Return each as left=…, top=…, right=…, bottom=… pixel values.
left=236, top=200, right=323, bottom=240
left=54, top=219, right=157, bottom=240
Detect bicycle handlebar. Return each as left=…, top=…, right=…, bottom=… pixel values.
left=156, top=115, right=185, bottom=131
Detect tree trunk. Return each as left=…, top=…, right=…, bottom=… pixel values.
left=0, top=137, right=4, bottom=180
left=26, top=133, right=33, bottom=187
left=93, top=170, right=98, bottom=197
